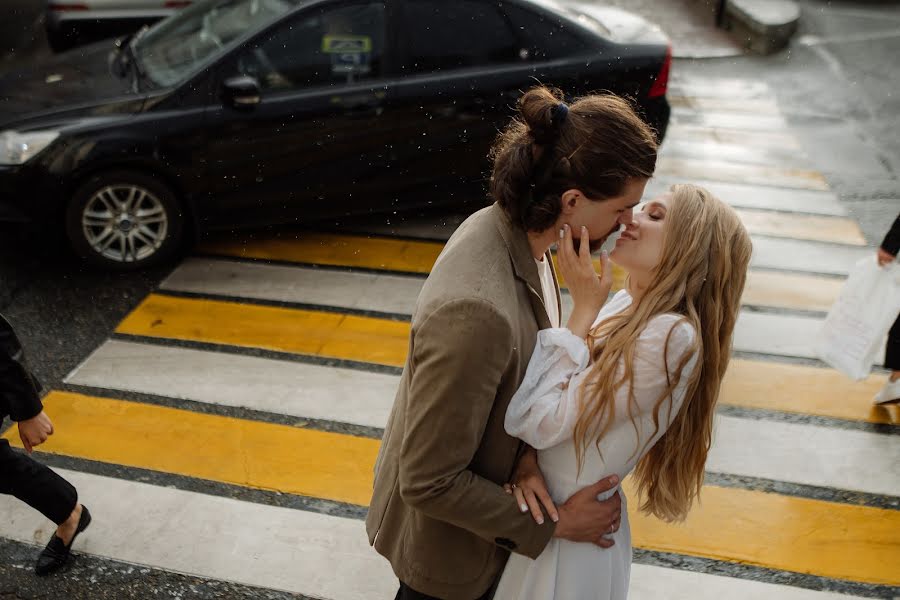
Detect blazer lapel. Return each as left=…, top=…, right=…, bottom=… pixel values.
left=491, top=205, right=552, bottom=331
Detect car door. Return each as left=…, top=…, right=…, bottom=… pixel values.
left=201, top=0, right=397, bottom=229
left=387, top=0, right=601, bottom=208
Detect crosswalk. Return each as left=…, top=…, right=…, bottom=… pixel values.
left=2, top=73, right=899, bottom=599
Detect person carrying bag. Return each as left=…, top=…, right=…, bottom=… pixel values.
left=817, top=212, right=900, bottom=404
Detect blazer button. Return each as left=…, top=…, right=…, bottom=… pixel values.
left=494, top=537, right=517, bottom=551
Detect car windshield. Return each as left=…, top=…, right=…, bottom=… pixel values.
left=136, top=0, right=295, bottom=87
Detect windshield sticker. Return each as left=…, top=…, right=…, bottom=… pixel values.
left=322, top=34, right=373, bottom=76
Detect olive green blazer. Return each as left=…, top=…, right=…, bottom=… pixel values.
left=366, top=203, right=560, bottom=599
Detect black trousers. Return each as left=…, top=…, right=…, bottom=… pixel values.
left=887, top=314, right=900, bottom=371
left=0, top=438, right=77, bottom=525
left=395, top=582, right=493, bottom=600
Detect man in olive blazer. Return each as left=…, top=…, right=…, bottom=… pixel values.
left=366, top=203, right=619, bottom=599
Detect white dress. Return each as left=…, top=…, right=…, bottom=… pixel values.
left=494, top=291, right=698, bottom=600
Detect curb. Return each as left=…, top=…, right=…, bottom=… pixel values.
left=722, top=0, right=800, bottom=54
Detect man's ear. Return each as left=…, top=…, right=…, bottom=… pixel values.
left=559, top=189, right=583, bottom=214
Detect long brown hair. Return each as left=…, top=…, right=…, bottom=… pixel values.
left=575, top=184, right=752, bottom=522
left=489, top=85, right=658, bottom=231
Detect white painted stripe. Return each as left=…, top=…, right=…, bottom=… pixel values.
left=734, top=311, right=822, bottom=360
left=669, top=77, right=772, bottom=100
left=0, top=470, right=397, bottom=599
left=664, top=124, right=802, bottom=151
left=66, top=340, right=399, bottom=429
left=671, top=108, right=788, bottom=132
left=646, top=179, right=847, bottom=217
left=162, top=257, right=424, bottom=314
left=0, top=471, right=868, bottom=600
left=657, top=157, right=829, bottom=191
left=710, top=416, right=900, bottom=497
left=750, top=237, right=870, bottom=276
left=660, top=139, right=809, bottom=168
left=667, top=95, right=782, bottom=116
left=630, top=563, right=862, bottom=600
left=162, top=259, right=844, bottom=362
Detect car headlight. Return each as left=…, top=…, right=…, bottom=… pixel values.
left=0, top=130, right=60, bottom=165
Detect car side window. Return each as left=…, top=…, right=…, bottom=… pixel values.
left=236, top=1, right=384, bottom=91
left=400, top=0, right=521, bottom=74
left=503, top=4, right=589, bottom=61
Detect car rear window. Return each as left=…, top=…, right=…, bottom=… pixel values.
left=503, top=2, right=593, bottom=61
left=400, top=0, right=521, bottom=74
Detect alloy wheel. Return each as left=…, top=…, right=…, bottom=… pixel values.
left=81, top=184, right=169, bottom=263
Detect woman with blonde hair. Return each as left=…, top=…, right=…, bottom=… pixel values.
left=495, top=183, right=752, bottom=599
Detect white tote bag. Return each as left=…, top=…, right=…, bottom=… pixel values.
left=817, top=256, right=900, bottom=380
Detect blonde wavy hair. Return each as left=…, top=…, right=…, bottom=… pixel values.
left=574, top=183, right=752, bottom=522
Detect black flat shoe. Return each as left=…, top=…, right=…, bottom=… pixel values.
left=35, top=505, right=91, bottom=576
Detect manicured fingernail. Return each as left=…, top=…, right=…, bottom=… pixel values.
left=537, top=517, right=544, bottom=525
left=559, top=228, right=565, bottom=239
left=610, top=475, right=619, bottom=484
left=520, top=503, right=528, bottom=512
left=551, top=514, right=559, bottom=522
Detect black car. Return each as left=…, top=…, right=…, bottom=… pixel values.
left=0, top=0, right=671, bottom=270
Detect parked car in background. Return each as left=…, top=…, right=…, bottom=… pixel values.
left=45, top=0, right=193, bottom=52
left=2, top=0, right=671, bottom=270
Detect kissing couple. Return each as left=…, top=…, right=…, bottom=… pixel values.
left=367, top=85, right=752, bottom=600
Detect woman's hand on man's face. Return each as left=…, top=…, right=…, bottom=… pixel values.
left=558, top=224, right=612, bottom=337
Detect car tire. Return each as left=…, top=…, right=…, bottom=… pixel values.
left=66, top=170, right=186, bottom=270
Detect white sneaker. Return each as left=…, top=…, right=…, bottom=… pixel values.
left=873, top=377, right=900, bottom=405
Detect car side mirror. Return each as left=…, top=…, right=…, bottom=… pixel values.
left=221, top=76, right=261, bottom=109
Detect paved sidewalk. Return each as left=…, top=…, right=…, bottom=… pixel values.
left=575, top=0, right=743, bottom=58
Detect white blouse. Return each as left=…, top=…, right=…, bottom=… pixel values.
left=505, top=290, right=698, bottom=459
left=495, top=291, right=700, bottom=600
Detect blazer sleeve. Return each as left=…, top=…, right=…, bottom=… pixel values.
left=880, top=213, right=900, bottom=257
left=0, top=315, right=43, bottom=422
left=398, top=297, right=556, bottom=559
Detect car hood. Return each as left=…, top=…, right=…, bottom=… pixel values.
left=571, top=4, right=669, bottom=46
left=0, top=40, right=149, bottom=130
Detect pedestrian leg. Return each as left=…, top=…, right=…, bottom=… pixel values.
left=0, top=439, right=77, bottom=524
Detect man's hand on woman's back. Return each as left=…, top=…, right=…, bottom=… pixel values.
left=508, top=446, right=621, bottom=548
left=553, top=475, right=621, bottom=548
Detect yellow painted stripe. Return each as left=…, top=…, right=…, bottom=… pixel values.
left=736, top=209, right=867, bottom=246
left=626, top=481, right=900, bottom=586
left=118, top=295, right=893, bottom=425
left=202, top=232, right=827, bottom=312
left=3, top=391, right=378, bottom=506
left=742, top=270, right=842, bottom=313
left=201, top=232, right=626, bottom=290
left=202, top=232, right=441, bottom=275
left=723, top=360, right=897, bottom=425
left=116, top=294, right=410, bottom=368
left=4, top=391, right=897, bottom=585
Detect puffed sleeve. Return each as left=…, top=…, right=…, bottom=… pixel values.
left=626, top=316, right=698, bottom=420
left=504, top=328, right=590, bottom=449
left=505, top=315, right=698, bottom=451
